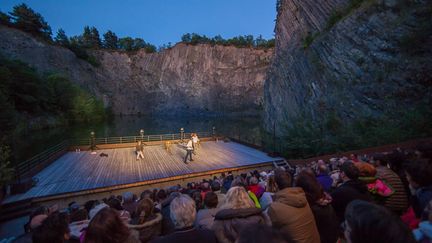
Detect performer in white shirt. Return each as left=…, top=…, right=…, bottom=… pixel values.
left=184, top=139, right=194, bottom=164
left=192, top=133, right=200, bottom=154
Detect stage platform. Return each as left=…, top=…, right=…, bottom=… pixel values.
left=3, top=141, right=283, bottom=204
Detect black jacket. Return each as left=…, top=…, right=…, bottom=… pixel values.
left=330, top=179, right=372, bottom=222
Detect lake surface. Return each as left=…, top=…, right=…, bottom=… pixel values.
left=12, top=115, right=276, bottom=163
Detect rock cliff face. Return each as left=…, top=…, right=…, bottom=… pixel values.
left=264, top=0, right=432, bottom=134
left=0, top=26, right=273, bottom=116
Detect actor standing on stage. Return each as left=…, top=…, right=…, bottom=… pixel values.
left=136, top=141, right=144, bottom=160
left=184, top=138, right=194, bottom=164
left=192, top=133, right=200, bottom=155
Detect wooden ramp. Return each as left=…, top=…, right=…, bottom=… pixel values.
left=3, top=141, right=282, bottom=204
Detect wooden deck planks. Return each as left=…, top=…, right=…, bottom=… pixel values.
left=3, top=141, right=282, bottom=204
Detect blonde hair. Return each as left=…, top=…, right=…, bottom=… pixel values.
left=220, top=186, right=255, bottom=210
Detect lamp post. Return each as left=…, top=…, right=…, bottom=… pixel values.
left=140, top=129, right=144, bottom=141
left=212, top=126, right=216, bottom=139
left=180, top=128, right=184, bottom=142
left=90, top=131, right=95, bottom=151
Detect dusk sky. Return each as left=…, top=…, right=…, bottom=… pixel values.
left=0, top=0, right=277, bottom=46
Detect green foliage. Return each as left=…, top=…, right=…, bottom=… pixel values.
left=0, top=145, right=14, bottom=187
left=302, top=32, right=319, bottom=49
left=118, top=37, right=134, bottom=51
left=325, top=0, right=366, bottom=31
left=82, top=26, right=102, bottom=49
left=8, top=3, right=52, bottom=40
left=54, top=28, right=70, bottom=46
left=278, top=107, right=432, bottom=159
left=103, top=30, right=119, bottom=49
left=0, top=57, right=107, bottom=131
left=0, top=11, right=12, bottom=26
left=180, top=33, right=275, bottom=48
left=118, top=37, right=157, bottom=52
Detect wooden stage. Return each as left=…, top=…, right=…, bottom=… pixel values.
left=3, top=141, right=282, bottom=204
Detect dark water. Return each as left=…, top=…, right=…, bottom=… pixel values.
left=12, top=115, right=273, bottom=163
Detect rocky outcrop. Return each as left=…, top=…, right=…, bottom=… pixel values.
left=0, top=26, right=273, bottom=116
left=265, top=0, right=432, bottom=134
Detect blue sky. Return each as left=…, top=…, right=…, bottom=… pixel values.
left=0, top=0, right=277, bottom=46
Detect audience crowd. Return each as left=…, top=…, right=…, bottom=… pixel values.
left=6, top=143, right=432, bottom=243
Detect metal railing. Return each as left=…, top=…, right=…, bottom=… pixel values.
left=73, top=132, right=213, bottom=146
left=15, top=140, right=70, bottom=179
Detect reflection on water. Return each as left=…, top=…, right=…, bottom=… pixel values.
left=13, top=115, right=272, bottom=163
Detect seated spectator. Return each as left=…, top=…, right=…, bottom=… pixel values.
left=152, top=194, right=217, bottom=243
left=129, top=198, right=162, bottom=242
left=259, top=174, right=277, bottom=210
left=160, top=191, right=180, bottom=235
left=373, top=154, right=408, bottom=215
left=107, top=198, right=131, bottom=223
left=343, top=200, right=415, bottom=243
left=222, top=173, right=234, bottom=193
left=212, top=186, right=267, bottom=243
left=268, top=169, right=320, bottom=243
left=192, top=190, right=203, bottom=210
left=236, top=223, right=291, bottom=243
left=123, top=192, right=138, bottom=217
left=195, top=191, right=219, bottom=229
left=331, top=162, right=371, bottom=223
left=32, top=212, right=70, bottom=243
left=68, top=201, right=88, bottom=223
left=406, top=159, right=432, bottom=218
left=296, top=171, right=339, bottom=243
left=84, top=207, right=140, bottom=243
left=413, top=200, right=432, bottom=242
left=200, top=182, right=211, bottom=200
left=211, top=181, right=226, bottom=206
left=315, top=164, right=333, bottom=192
left=248, top=176, right=265, bottom=199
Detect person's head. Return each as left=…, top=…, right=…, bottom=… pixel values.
left=344, top=200, right=415, bottom=243
left=191, top=190, right=203, bottom=210
left=372, top=154, right=388, bottom=167
left=317, top=164, right=329, bottom=174
left=274, top=168, right=292, bottom=190
left=221, top=186, right=255, bottom=210
left=85, top=207, right=130, bottom=243
left=201, top=182, right=210, bottom=191
left=32, top=212, right=70, bottom=243
left=157, top=189, right=167, bottom=202
left=137, top=141, right=141, bottom=145
left=140, top=190, right=153, bottom=200
left=405, top=159, right=432, bottom=189
left=295, top=171, right=323, bottom=205
left=170, top=194, right=196, bottom=229
left=107, top=198, right=123, bottom=211
left=340, top=162, right=360, bottom=181
left=122, top=192, right=134, bottom=203
left=249, top=176, right=259, bottom=186
left=236, top=223, right=291, bottom=243
left=266, top=175, right=278, bottom=193
left=211, top=181, right=221, bottom=192
left=136, top=198, right=155, bottom=223
left=231, top=176, right=246, bottom=188
left=204, top=191, right=218, bottom=209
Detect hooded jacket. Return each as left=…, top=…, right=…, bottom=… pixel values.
left=268, top=187, right=320, bottom=243
left=212, top=207, right=266, bottom=243
left=331, top=179, right=372, bottom=222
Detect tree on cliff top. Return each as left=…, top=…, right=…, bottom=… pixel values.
left=54, top=28, right=70, bottom=47
left=9, top=3, right=52, bottom=41
left=82, top=26, right=102, bottom=49
left=103, top=30, right=119, bottom=49
left=0, top=11, right=12, bottom=26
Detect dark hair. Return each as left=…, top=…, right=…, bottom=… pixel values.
left=274, top=168, right=292, bottom=190
left=345, top=200, right=415, bottom=243
left=204, top=191, right=218, bottom=208
left=405, top=159, right=432, bottom=187
left=140, top=190, right=153, bottom=200
left=372, top=153, right=388, bottom=166
left=107, top=198, right=123, bottom=211
left=84, top=200, right=97, bottom=214
left=237, top=223, right=291, bottom=243
left=416, top=143, right=432, bottom=160
left=295, top=171, right=323, bottom=205
left=211, top=181, right=221, bottom=192
left=157, top=189, right=167, bottom=201
left=340, top=162, right=359, bottom=180
left=192, top=191, right=203, bottom=210
left=84, top=208, right=130, bottom=243
left=32, top=212, right=70, bottom=243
